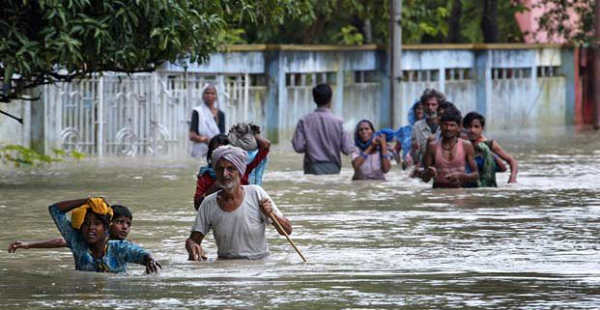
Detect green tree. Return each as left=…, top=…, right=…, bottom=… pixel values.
left=459, top=0, right=526, bottom=43
left=401, top=0, right=450, bottom=43
left=237, top=0, right=525, bottom=45
left=0, top=144, right=85, bottom=167
left=0, top=0, right=308, bottom=103
left=240, top=0, right=389, bottom=44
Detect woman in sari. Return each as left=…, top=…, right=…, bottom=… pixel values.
left=351, top=120, right=393, bottom=180
left=189, top=84, right=226, bottom=158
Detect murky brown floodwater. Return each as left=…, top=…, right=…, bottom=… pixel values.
left=1, top=130, right=600, bottom=309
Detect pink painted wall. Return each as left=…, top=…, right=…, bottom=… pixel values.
left=515, top=0, right=579, bottom=43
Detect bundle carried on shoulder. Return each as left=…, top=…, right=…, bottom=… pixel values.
left=228, top=123, right=260, bottom=151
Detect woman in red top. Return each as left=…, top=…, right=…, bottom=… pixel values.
left=193, top=133, right=271, bottom=209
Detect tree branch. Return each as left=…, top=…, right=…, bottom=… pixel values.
left=0, top=109, right=23, bottom=124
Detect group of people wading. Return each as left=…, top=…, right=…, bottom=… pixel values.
left=290, top=84, right=518, bottom=187
left=7, top=83, right=518, bottom=274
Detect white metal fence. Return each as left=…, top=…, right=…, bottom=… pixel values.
left=43, top=72, right=266, bottom=157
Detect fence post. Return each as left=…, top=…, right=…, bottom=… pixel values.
left=97, top=76, right=104, bottom=157
left=560, top=47, right=576, bottom=127
left=244, top=73, right=250, bottom=121
left=22, top=95, right=32, bottom=150
left=530, top=50, right=539, bottom=127
left=25, top=90, right=40, bottom=153
left=334, top=53, right=344, bottom=118
left=43, top=85, right=49, bottom=155
left=438, top=65, right=446, bottom=95
left=265, top=49, right=284, bottom=144
left=377, top=50, right=392, bottom=129
left=151, top=71, right=163, bottom=155
left=475, top=49, right=491, bottom=118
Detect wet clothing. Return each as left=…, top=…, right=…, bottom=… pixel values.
left=194, top=148, right=269, bottom=209
left=411, top=119, right=440, bottom=165
left=465, top=140, right=498, bottom=188
left=192, top=185, right=283, bottom=259
left=190, top=105, right=225, bottom=158
left=228, top=123, right=258, bottom=151
left=433, top=139, right=467, bottom=188
left=194, top=168, right=218, bottom=209
left=246, top=149, right=268, bottom=185
left=474, top=141, right=497, bottom=187
left=303, top=162, right=341, bottom=174
left=395, top=101, right=421, bottom=158
left=351, top=145, right=393, bottom=180
left=292, top=107, right=354, bottom=175
left=49, top=205, right=149, bottom=273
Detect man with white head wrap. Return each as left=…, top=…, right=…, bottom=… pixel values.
left=211, top=145, right=248, bottom=176
left=186, top=145, right=292, bottom=260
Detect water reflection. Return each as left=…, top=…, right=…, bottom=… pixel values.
left=1, top=131, right=599, bottom=309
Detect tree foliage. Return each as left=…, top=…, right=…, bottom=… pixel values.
left=535, top=0, right=595, bottom=44
left=0, top=0, right=308, bottom=102
left=237, top=0, right=526, bottom=45
left=402, top=0, right=526, bottom=44
left=0, top=0, right=532, bottom=104
left=241, top=0, right=389, bottom=44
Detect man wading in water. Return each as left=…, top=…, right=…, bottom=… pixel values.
left=420, top=108, right=479, bottom=188
left=292, top=83, right=354, bottom=175
left=185, top=145, right=292, bottom=260
left=411, top=89, right=445, bottom=167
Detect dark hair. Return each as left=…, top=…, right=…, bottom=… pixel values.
left=420, top=88, right=446, bottom=105
left=207, top=134, right=230, bottom=164
left=462, top=111, right=485, bottom=128
left=439, top=101, right=457, bottom=113
left=83, top=211, right=111, bottom=230
left=440, top=107, right=462, bottom=124
left=354, top=119, right=374, bottom=140
left=312, top=84, right=332, bottom=106
left=112, top=205, right=132, bottom=221
left=412, top=102, right=423, bottom=114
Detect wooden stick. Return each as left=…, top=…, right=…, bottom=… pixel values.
left=269, top=212, right=307, bottom=263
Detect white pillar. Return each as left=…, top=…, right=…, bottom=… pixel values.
left=390, top=0, right=403, bottom=128
left=97, top=76, right=104, bottom=157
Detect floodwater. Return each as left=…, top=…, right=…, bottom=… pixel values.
left=1, top=130, right=600, bottom=309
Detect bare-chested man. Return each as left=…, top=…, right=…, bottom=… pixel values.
left=421, top=108, right=479, bottom=188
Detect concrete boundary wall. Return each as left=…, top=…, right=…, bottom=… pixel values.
left=0, top=44, right=576, bottom=157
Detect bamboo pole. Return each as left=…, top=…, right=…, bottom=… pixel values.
left=268, top=212, right=307, bottom=263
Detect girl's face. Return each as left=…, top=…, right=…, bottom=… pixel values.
left=81, top=213, right=107, bottom=245
left=465, top=119, right=484, bottom=141
left=358, top=122, right=374, bottom=143
left=414, top=105, right=424, bottom=120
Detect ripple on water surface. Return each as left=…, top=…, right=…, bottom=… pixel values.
left=1, top=133, right=600, bottom=309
